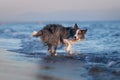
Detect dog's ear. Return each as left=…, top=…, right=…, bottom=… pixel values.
left=81, top=29, right=87, bottom=34
left=74, top=23, right=79, bottom=30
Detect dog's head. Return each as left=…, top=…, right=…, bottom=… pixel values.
left=73, top=24, right=87, bottom=40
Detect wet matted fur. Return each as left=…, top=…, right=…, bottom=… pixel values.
left=32, top=24, right=87, bottom=56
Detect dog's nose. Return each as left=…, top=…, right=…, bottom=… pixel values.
left=74, top=36, right=76, bottom=39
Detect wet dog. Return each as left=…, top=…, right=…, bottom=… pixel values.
left=32, top=24, right=87, bottom=56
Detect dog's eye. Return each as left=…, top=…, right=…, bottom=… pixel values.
left=78, top=33, right=80, bottom=35
left=78, top=32, right=81, bottom=35
left=72, top=30, right=76, bottom=33
left=73, top=29, right=76, bottom=31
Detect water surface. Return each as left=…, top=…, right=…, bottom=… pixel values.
left=0, top=21, right=120, bottom=80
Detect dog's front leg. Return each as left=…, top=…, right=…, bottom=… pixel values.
left=64, top=39, right=73, bottom=55
left=66, top=44, right=73, bottom=55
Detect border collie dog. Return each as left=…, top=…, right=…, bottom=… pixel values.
left=32, top=24, right=87, bottom=56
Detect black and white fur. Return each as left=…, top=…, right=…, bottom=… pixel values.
left=32, top=24, right=87, bottom=56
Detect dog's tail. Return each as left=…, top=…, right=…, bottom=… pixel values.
left=32, top=30, right=42, bottom=37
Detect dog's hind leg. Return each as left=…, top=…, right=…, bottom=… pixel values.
left=52, top=45, right=58, bottom=56
left=47, top=44, right=52, bottom=55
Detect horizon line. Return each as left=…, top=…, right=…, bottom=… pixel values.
left=0, top=20, right=120, bottom=24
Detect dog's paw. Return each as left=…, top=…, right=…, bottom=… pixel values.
left=51, top=53, right=57, bottom=57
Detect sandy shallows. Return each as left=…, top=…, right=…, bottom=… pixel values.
left=0, top=49, right=69, bottom=80
left=0, top=49, right=39, bottom=80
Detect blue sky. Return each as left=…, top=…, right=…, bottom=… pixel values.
left=0, top=0, right=120, bottom=22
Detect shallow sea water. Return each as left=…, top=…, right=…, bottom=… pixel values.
left=0, top=21, right=120, bottom=80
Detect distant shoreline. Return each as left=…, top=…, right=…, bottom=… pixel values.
left=0, top=20, right=120, bottom=24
